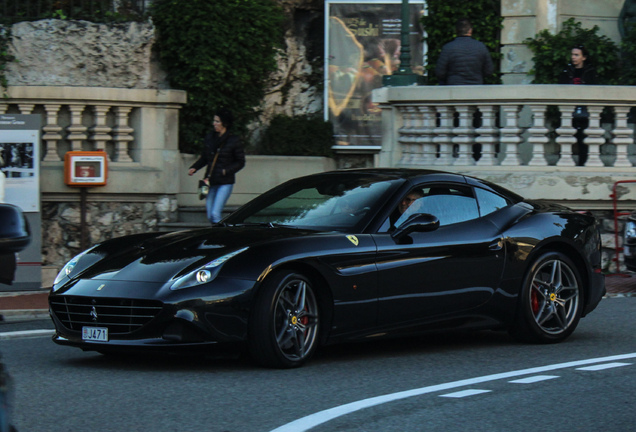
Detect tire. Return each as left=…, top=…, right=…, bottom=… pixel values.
left=510, top=251, right=583, bottom=343
left=248, top=271, right=320, bottom=368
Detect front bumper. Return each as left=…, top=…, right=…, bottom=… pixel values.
left=49, top=277, right=255, bottom=354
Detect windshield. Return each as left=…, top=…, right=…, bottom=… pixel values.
left=225, top=174, right=400, bottom=231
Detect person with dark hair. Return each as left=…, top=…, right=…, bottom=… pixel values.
left=188, top=108, right=245, bottom=224
left=558, top=45, right=597, bottom=85
left=558, top=45, right=597, bottom=166
left=435, top=17, right=494, bottom=85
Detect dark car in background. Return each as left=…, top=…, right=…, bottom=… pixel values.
left=49, top=169, right=605, bottom=368
left=623, top=211, right=636, bottom=271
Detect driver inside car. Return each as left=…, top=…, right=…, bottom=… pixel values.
left=388, top=189, right=424, bottom=229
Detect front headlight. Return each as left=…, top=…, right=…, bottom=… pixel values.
left=53, top=246, right=97, bottom=288
left=170, top=247, right=249, bottom=290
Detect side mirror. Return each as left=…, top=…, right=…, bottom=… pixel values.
left=0, top=204, right=31, bottom=253
left=391, top=213, right=440, bottom=241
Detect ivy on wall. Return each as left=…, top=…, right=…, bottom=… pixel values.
left=150, top=0, right=285, bottom=154
left=0, top=27, right=14, bottom=96
left=421, top=0, right=503, bottom=85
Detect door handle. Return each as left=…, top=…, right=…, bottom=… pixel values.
left=489, top=240, right=503, bottom=251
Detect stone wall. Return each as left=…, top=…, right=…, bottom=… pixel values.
left=41, top=199, right=169, bottom=266
left=7, top=20, right=168, bottom=89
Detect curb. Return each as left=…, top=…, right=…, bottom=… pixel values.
left=0, top=329, right=54, bottom=340
left=0, top=309, right=50, bottom=323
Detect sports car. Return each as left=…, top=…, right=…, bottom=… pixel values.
left=49, top=169, right=605, bottom=368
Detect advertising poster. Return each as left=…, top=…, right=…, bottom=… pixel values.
left=0, top=114, right=40, bottom=212
left=326, top=0, right=426, bottom=147
left=0, top=114, right=42, bottom=291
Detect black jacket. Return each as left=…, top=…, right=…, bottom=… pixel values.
left=558, top=64, right=597, bottom=84
left=190, top=131, right=245, bottom=185
left=435, top=36, right=494, bottom=85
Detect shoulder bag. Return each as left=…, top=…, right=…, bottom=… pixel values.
left=198, top=147, right=222, bottom=200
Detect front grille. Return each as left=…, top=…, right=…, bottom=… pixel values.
left=50, top=295, right=163, bottom=335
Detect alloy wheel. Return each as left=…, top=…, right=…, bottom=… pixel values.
left=529, top=258, right=580, bottom=335
left=273, top=278, right=319, bottom=361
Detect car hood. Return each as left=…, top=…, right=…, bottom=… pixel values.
left=72, top=225, right=325, bottom=284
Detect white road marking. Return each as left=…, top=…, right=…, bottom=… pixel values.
left=576, top=362, right=633, bottom=371
left=0, top=329, right=54, bottom=340
left=439, top=389, right=491, bottom=398
left=270, top=352, right=636, bottom=432
left=509, top=375, right=560, bottom=384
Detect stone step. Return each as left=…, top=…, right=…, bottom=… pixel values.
left=177, top=206, right=208, bottom=224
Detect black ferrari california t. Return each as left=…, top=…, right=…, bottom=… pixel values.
left=49, top=169, right=605, bottom=368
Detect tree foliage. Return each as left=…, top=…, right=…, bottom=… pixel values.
left=150, top=0, right=285, bottom=153
left=0, top=27, right=15, bottom=96
left=421, top=0, right=503, bottom=85
left=524, top=18, right=619, bottom=84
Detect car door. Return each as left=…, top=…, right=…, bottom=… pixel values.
left=372, top=184, right=507, bottom=328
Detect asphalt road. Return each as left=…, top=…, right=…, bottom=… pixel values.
left=0, top=297, right=634, bottom=432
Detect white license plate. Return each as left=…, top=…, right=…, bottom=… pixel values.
left=82, top=326, right=108, bottom=342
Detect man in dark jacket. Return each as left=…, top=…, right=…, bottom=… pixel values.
left=435, top=18, right=494, bottom=85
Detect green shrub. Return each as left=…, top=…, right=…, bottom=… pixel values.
left=524, top=18, right=619, bottom=84
left=258, top=115, right=335, bottom=157
left=620, top=24, right=636, bottom=85
left=421, top=0, right=503, bottom=85
left=151, top=0, right=285, bottom=154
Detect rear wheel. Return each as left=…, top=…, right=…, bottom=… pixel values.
left=510, top=252, right=583, bottom=343
left=249, top=271, right=320, bottom=368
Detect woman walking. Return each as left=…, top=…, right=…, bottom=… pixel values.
left=188, top=108, right=245, bottom=224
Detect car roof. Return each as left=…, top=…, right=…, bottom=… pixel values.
left=312, top=168, right=465, bottom=182
left=312, top=169, right=524, bottom=202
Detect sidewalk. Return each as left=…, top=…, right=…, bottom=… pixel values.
left=0, top=275, right=635, bottom=322
left=0, top=289, right=50, bottom=322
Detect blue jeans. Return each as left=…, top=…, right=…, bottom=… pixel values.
left=206, top=183, right=233, bottom=224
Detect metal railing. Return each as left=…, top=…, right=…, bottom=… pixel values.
left=0, top=0, right=147, bottom=24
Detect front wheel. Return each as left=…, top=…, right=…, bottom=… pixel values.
left=249, top=271, right=320, bottom=368
left=510, top=252, right=583, bottom=343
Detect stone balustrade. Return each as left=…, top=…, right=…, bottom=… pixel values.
left=2, top=86, right=187, bottom=195
left=373, top=84, right=636, bottom=209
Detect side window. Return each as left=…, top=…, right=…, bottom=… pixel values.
left=475, top=188, right=510, bottom=216
left=395, top=184, right=479, bottom=227
left=378, top=188, right=424, bottom=233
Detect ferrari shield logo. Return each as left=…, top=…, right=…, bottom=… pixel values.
left=347, top=235, right=359, bottom=246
